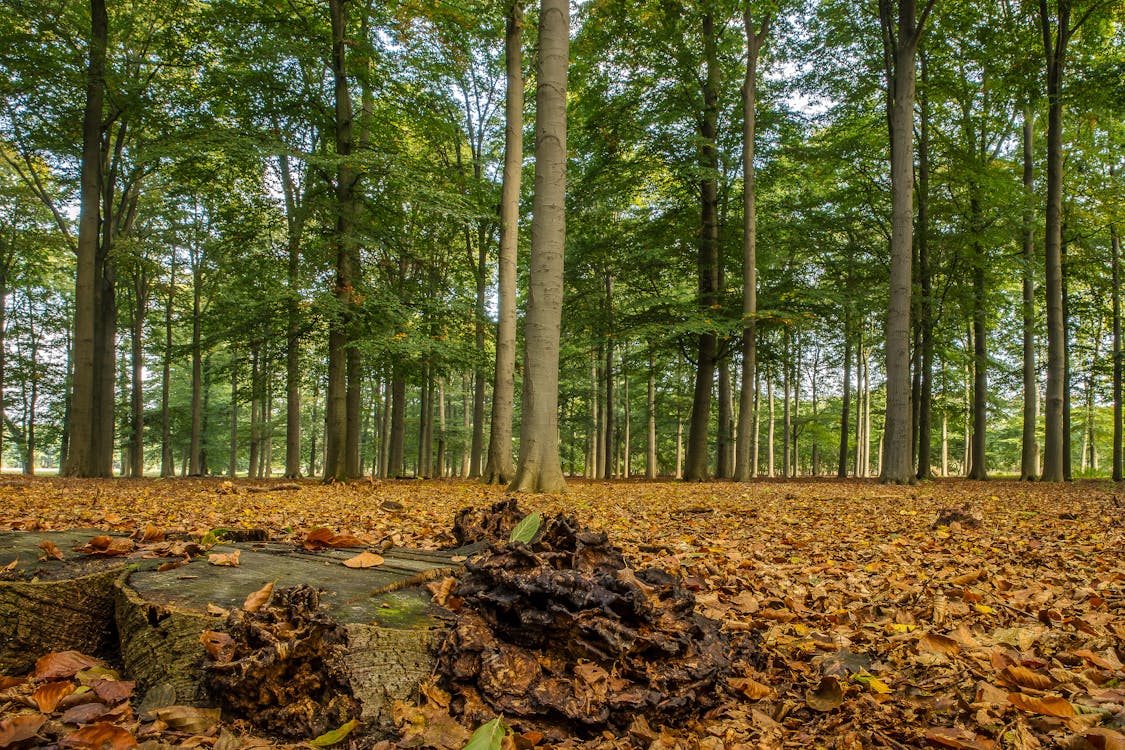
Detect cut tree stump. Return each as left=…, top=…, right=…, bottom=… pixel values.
left=0, top=529, right=135, bottom=674
left=116, top=541, right=474, bottom=724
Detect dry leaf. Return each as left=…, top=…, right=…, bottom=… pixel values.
left=208, top=550, right=241, bottom=566
left=806, top=675, right=844, bottom=712
left=140, top=524, right=165, bottom=542
left=200, top=631, right=235, bottom=663
left=34, top=651, right=102, bottom=682
left=343, top=551, right=385, bottom=568
left=243, top=581, right=274, bottom=612
left=59, top=702, right=111, bottom=725
left=1007, top=692, right=1076, bottom=718
left=728, top=676, right=772, bottom=700
left=38, top=540, right=64, bottom=560
left=90, top=679, right=135, bottom=704
left=33, top=681, right=76, bottom=713
left=147, top=706, right=221, bottom=733
left=1081, top=728, right=1125, bottom=750
left=919, top=632, right=961, bottom=656
left=59, top=723, right=137, bottom=750
left=77, top=535, right=135, bottom=556
left=923, top=727, right=996, bottom=749
left=0, top=715, right=46, bottom=747
left=1000, top=665, right=1052, bottom=690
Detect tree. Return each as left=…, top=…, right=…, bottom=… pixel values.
left=878, top=0, right=936, bottom=485
left=509, top=0, right=568, bottom=494
left=483, top=0, right=523, bottom=486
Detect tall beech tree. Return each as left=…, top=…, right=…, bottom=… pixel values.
left=509, top=0, right=568, bottom=493
left=877, top=0, right=936, bottom=485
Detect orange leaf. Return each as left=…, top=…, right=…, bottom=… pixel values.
left=200, top=631, right=235, bottom=664
left=728, top=677, right=772, bottom=700
left=32, top=681, right=76, bottom=713
left=342, top=551, right=385, bottom=569
left=1000, top=666, right=1052, bottom=690
left=90, top=679, right=134, bottom=704
left=923, top=727, right=995, bottom=749
left=1082, top=728, right=1125, bottom=750
left=0, top=715, right=46, bottom=747
left=60, top=722, right=137, bottom=750
left=38, top=540, right=64, bottom=560
left=1007, top=692, right=1075, bottom=718
left=34, top=652, right=101, bottom=681
left=0, top=676, right=25, bottom=690
left=243, top=581, right=274, bottom=612
left=303, top=528, right=335, bottom=549
left=77, top=536, right=135, bottom=557
left=326, top=534, right=365, bottom=548
left=140, top=525, right=165, bottom=542
left=918, top=633, right=960, bottom=656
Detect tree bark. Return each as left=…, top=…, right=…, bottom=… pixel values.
left=508, top=0, right=568, bottom=493
left=683, top=4, right=721, bottom=482
left=1113, top=219, right=1121, bottom=481
left=1039, top=0, right=1070, bottom=482
left=62, top=0, right=108, bottom=478
left=160, top=253, right=175, bottom=477
left=278, top=153, right=306, bottom=479
left=482, top=1, right=523, bottom=486
left=735, top=6, right=769, bottom=482
left=1021, top=110, right=1040, bottom=480
left=878, top=0, right=933, bottom=484
left=229, top=352, right=238, bottom=478
left=603, top=275, right=614, bottom=479
left=189, top=235, right=203, bottom=477
left=839, top=315, right=852, bottom=478
left=129, top=267, right=149, bottom=477
left=388, top=370, right=406, bottom=478
left=916, top=50, right=933, bottom=479
left=646, top=362, right=656, bottom=478
left=716, top=359, right=731, bottom=479
left=968, top=196, right=988, bottom=481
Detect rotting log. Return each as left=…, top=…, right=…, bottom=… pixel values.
left=116, top=542, right=473, bottom=724
left=0, top=530, right=132, bottom=674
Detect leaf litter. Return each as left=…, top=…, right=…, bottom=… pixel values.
left=0, top=476, right=1121, bottom=750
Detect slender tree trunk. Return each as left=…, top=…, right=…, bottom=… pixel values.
left=752, top=368, right=760, bottom=475
left=767, top=369, right=775, bottom=478
left=436, top=376, right=447, bottom=477
left=941, top=411, right=948, bottom=476
left=279, top=153, right=305, bottom=479
left=968, top=196, right=988, bottom=480
left=129, top=269, right=148, bottom=477
left=839, top=318, right=852, bottom=478
left=684, top=4, right=720, bottom=482
left=229, top=353, right=238, bottom=478
left=325, top=0, right=361, bottom=482
left=1063, top=233, right=1072, bottom=480
left=388, top=369, right=406, bottom=478
left=1021, top=110, right=1040, bottom=480
left=0, top=246, right=9, bottom=469
left=160, top=254, right=175, bottom=477
left=1113, top=219, right=1122, bottom=481
left=623, top=371, right=631, bottom=477
left=717, top=360, right=732, bottom=479
left=735, top=6, right=769, bottom=482
left=62, top=0, right=107, bottom=478
left=916, top=50, right=933, bottom=479
left=508, top=0, right=568, bottom=493
left=646, top=362, right=656, bottom=478
left=482, top=1, right=523, bottom=485
left=189, top=245, right=203, bottom=476
left=1039, top=0, right=1070, bottom=482
left=782, top=332, right=791, bottom=478
left=879, top=0, right=933, bottom=484
left=588, top=355, right=597, bottom=478
left=603, top=276, right=614, bottom=479
left=248, top=347, right=260, bottom=479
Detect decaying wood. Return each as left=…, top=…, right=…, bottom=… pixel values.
left=0, top=530, right=130, bottom=674
left=116, top=541, right=467, bottom=724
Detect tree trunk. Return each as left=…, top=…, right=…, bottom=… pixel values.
left=751, top=368, right=760, bottom=476
left=878, top=0, right=932, bottom=484
left=229, top=353, right=238, bottom=478
left=916, top=50, right=933, bottom=479
left=646, top=362, right=656, bottom=479
left=129, top=269, right=148, bottom=477
left=782, top=332, right=791, bottom=478
left=279, top=153, right=305, bottom=479
left=248, top=347, right=260, bottom=480
left=436, top=377, right=446, bottom=477
left=603, top=275, right=614, bottom=479
left=623, top=370, right=631, bottom=478
left=968, top=195, right=988, bottom=481
left=683, top=5, right=720, bottom=483
left=62, top=0, right=107, bottom=478
left=839, top=318, right=852, bottom=478
left=1039, top=0, right=1070, bottom=482
left=508, top=0, right=568, bottom=494
left=160, top=253, right=175, bottom=477
left=482, top=2, right=523, bottom=485
left=324, top=0, right=362, bottom=483
left=1021, top=109, right=1039, bottom=480
left=735, top=6, right=769, bottom=482
left=189, top=243, right=203, bottom=477
left=716, top=360, right=731, bottom=479
left=767, top=368, right=775, bottom=478
left=388, top=370, right=406, bottom=478
left=1113, top=218, right=1122, bottom=481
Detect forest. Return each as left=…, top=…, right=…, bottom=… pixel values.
left=0, top=0, right=1123, bottom=487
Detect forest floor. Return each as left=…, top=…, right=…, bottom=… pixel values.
left=0, top=476, right=1123, bottom=750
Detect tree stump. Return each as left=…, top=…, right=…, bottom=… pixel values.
left=116, top=542, right=470, bottom=724
left=0, top=530, right=131, bottom=674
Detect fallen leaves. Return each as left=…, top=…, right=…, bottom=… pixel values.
left=33, top=651, right=102, bottom=682
left=342, top=550, right=385, bottom=568
left=207, top=550, right=240, bottom=567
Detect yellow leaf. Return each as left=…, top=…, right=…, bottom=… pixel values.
left=852, top=673, right=892, bottom=694
left=1007, top=692, right=1075, bottom=718
left=973, top=604, right=994, bottom=614
left=243, top=581, right=274, bottom=612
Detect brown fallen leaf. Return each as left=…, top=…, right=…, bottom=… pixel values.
left=207, top=550, right=240, bottom=566
left=1, top=556, right=17, bottom=571
left=0, top=676, right=25, bottom=690
left=34, top=651, right=102, bottom=682
left=923, top=727, right=996, bottom=749
left=59, top=702, right=111, bottom=725
left=147, top=706, right=221, bottom=733
left=1074, top=649, right=1123, bottom=671
left=140, top=524, right=165, bottom=542
left=60, top=723, right=137, bottom=750
left=1007, top=692, right=1075, bottom=718
left=243, top=581, right=274, bottom=612
left=1000, top=665, right=1052, bottom=690
left=0, top=715, right=46, bottom=747
left=728, top=676, right=771, bottom=700
left=90, top=679, right=134, bottom=704
left=77, top=535, right=135, bottom=557
left=32, top=680, right=76, bottom=713
left=806, top=675, right=844, bottom=712
left=1081, top=728, right=1125, bottom=750
left=342, top=551, right=385, bottom=569
left=919, top=632, right=961, bottom=656
left=426, top=576, right=458, bottom=607
left=38, top=540, right=64, bottom=560
left=200, top=631, right=236, bottom=663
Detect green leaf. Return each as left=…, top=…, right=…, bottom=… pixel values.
left=462, top=717, right=508, bottom=750
left=509, top=512, right=542, bottom=545
left=310, top=719, right=361, bottom=747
